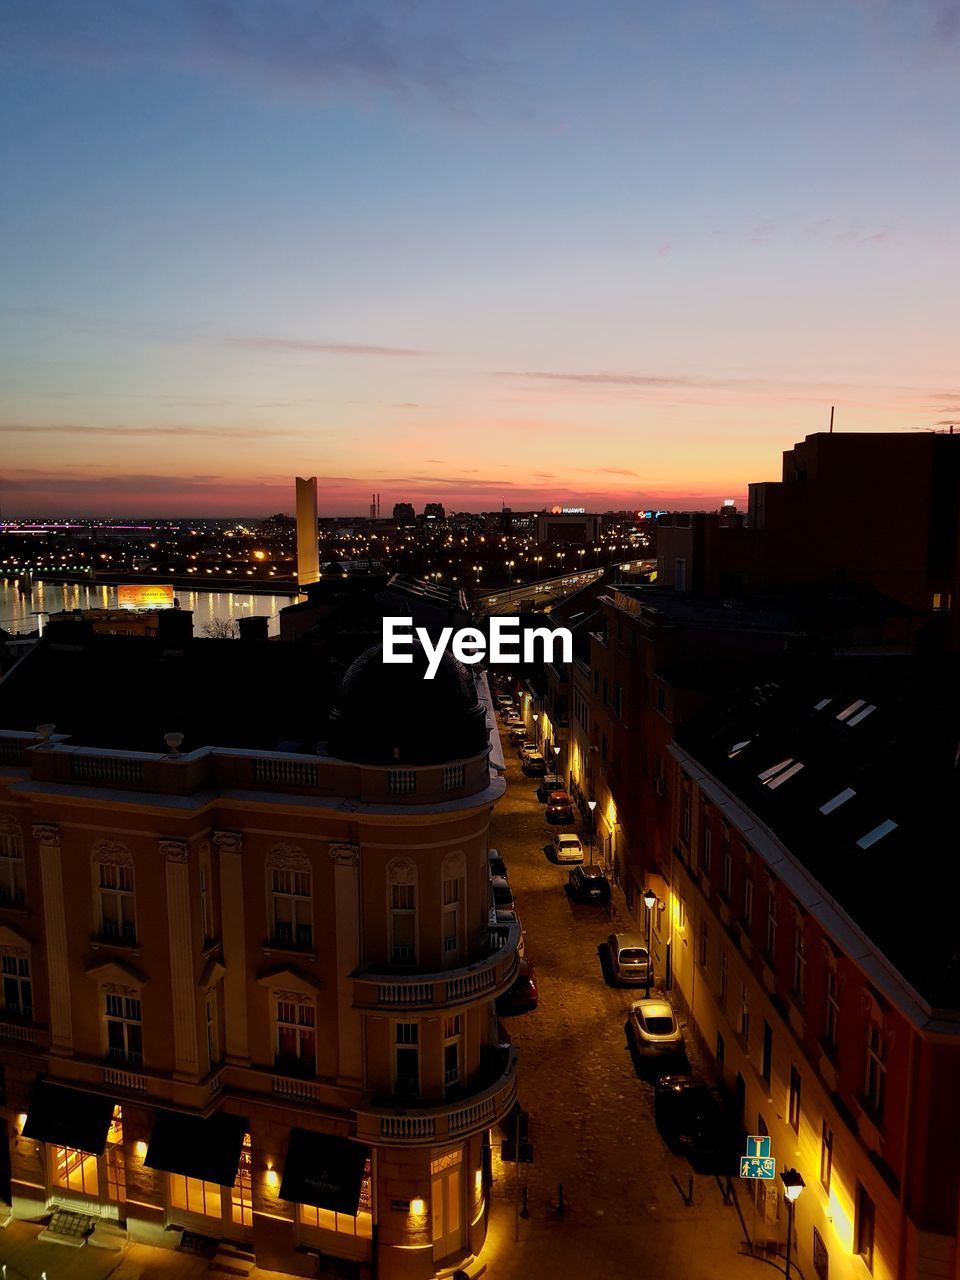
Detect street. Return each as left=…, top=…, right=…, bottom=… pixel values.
left=482, top=733, right=762, bottom=1279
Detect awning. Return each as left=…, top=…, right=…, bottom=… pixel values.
left=22, top=1081, right=116, bottom=1155
left=145, top=1111, right=248, bottom=1186
left=279, top=1129, right=369, bottom=1216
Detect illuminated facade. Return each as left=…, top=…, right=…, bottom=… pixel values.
left=0, top=642, right=517, bottom=1279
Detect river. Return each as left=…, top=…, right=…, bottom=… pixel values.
left=0, top=578, right=298, bottom=638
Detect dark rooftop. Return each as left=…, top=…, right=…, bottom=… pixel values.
left=676, top=655, right=960, bottom=1010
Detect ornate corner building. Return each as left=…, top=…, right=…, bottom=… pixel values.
left=0, top=640, right=517, bottom=1279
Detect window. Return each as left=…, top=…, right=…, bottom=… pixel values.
left=1, top=954, right=32, bottom=1020
left=716, top=1032, right=725, bottom=1067
left=442, top=878, right=461, bottom=957
left=761, top=1021, right=772, bottom=1085
left=106, top=993, right=142, bottom=1066
left=719, top=951, right=728, bottom=1006
left=743, top=875, right=754, bottom=928
left=614, top=684, right=623, bottom=718
left=698, top=918, right=708, bottom=967
left=701, top=822, right=713, bottom=874
left=824, top=966, right=839, bottom=1049
left=788, top=1065, right=801, bottom=1133
left=865, top=1020, right=886, bottom=1116
left=170, top=1173, right=221, bottom=1218
left=98, top=862, right=136, bottom=944
left=765, top=881, right=778, bottom=960
left=53, top=1145, right=99, bottom=1196
left=820, top=1120, right=833, bottom=1193
left=275, top=997, right=316, bottom=1076
left=813, top=1227, right=829, bottom=1280
left=443, top=1014, right=462, bottom=1088
left=680, top=779, right=691, bottom=844
left=739, top=985, right=750, bottom=1042
left=394, top=1022, right=419, bottom=1096
left=205, top=989, right=221, bottom=1068
left=270, top=866, right=312, bottom=949
left=721, top=838, right=732, bottom=899
left=793, top=922, right=807, bottom=1002
left=602, top=677, right=608, bottom=705
left=106, top=1106, right=125, bottom=1203
left=0, top=824, right=25, bottom=906
left=199, top=847, right=215, bottom=942
left=820, top=787, right=855, bottom=815
left=232, top=1133, right=252, bottom=1226
left=675, top=557, right=686, bottom=592
left=656, top=684, right=666, bottom=713
left=855, top=1183, right=875, bottom=1272
left=856, top=819, right=897, bottom=850
left=390, top=883, right=417, bottom=963
left=299, top=1159, right=373, bottom=1238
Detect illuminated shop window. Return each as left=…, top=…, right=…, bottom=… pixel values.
left=106, top=1106, right=125, bottom=1203
left=299, top=1159, right=372, bottom=1238
left=169, top=1173, right=222, bottom=1218
left=53, top=1145, right=99, bottom=1196
left=232, top=1133, right=252, bottom=1226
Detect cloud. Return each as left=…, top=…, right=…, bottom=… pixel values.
left=0, top=423, right=293, bottom=438
left=228, top=337, right=433, bottom=358
left=496, top=370, right=708, bottom=388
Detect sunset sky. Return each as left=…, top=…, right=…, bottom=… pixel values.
left=2, top=1, right=959, bottom=516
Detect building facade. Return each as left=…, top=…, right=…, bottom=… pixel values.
left=0, top=644, right=517, bottom=1279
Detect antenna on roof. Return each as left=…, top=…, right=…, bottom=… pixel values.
left=829, top=405, right=835, bottom=434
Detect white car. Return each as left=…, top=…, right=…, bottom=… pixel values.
left=553, top=833, right=584, bottom=864
left=627, top=999, right=685, bottom=1058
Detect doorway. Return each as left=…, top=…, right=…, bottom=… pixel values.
left=431, top=1148, right=464, bottom=1262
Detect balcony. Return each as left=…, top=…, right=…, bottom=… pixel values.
left=351, top=924, right=521, bottom=1013
left=355, top=1045, right=518, bottom=1146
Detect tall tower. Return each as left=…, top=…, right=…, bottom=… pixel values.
left=295, top=476, right=320, bottom=589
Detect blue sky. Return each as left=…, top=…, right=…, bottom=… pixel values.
left=2, top=0, right=959, bottom=514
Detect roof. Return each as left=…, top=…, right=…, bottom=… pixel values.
left=676, top=656, right=960, bottom=1009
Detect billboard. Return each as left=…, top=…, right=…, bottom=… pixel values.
left=117, top=583, right=176, bottom=610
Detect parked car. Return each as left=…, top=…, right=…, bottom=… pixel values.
left=545, top=790, right=574, bottom=823
left=522, top=751, right=547, bottom=776
left=488, top=848, right=508, bottom=879
left=653, top=1075, right=731, bottom=1160
left=627, top=999, right=685, bottom=1058
left=490, top=874, right=516, bottom=912
left=496, top=960, right=538, bottom=1014
left=490, top=908, right=525, bottom=957
left=509, top=726, right=529, bottom=745
left=504, top=715, right=525, bottom=730
left=567, top=864, right=610, bottom=903
left=520, top=741, right=540, bottom=759
left=605, top=932, right=652, bottom=985
left=553, top=832, right=584, bottom=863
left=495, top=695, right=514, bottom=710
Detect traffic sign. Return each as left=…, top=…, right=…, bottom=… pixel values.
left=745, top=1135, right=771, bottom=1159
left=740, top=1155, right=776, bottom=1180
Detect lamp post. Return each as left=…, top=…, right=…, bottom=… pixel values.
left=780, top=1168, right=805, bottom=1280
left=552, top=744, right=561, bottom=786
left=587, top=799, right=597, bottom=865
left=642, top=887, right=658, bottom=996
left=532, top=711, right=540, bottom=750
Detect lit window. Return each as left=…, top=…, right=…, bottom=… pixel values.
left=170, top=1173, right=221, bottom=1217
left=813, top=698, right=831, bottom=711
left=232, top=1133, right=252, bottom=1226
left=856, top=819, right=897, bottom=850
left=836, top=699, right=865, bottom=722
left=758, top=757, right=793, bottom=782
left=299, top=1159, right=372, bottom=1238
left=53, top=1145, right=99, bottom=1196
left=275, top=998, right=316, bottom=1076
left=766, top=761, right=804, bottom=789
left=819, top=787, right=855, bottom=815
left=846, top=704, right=876, bottom=726
left=727, top=739, right=752, bottom=758
left=106, top=1106, right=125, bottom=1203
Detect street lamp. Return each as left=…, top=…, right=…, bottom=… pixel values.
left=587, top=799, right=597, bottom=865
left=552, top=744, right=561, bottom=786
left=780, top=1168, right=805, bottom=1280
left=642, top=888, right=658, bottom=996
left=532, top=711, right=540, bottom=749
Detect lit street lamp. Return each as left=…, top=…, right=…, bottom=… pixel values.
left=587, top=799, right=597, bottom=865
left=780, top=1168, right=805, bottom=1280
left=642, top=887, right=658, bottom=996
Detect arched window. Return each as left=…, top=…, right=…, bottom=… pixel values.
left=266, top=844, right=313, bottom=950
left=93, top=840, right=136, bottom=945
left=387, top=858, right=417, bottom=964
left=440, top=851, right=466, bottom=965
left=0, top=814, right=25, bottom=907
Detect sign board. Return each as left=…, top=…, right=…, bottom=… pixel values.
left=746, top=1135, right=771, bottom=1159
left=117, top=583, right=175, bottom=610
left=740, top=1156, right=776, bottom=1180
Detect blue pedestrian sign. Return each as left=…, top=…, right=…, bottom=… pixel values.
left=740, top=1136, right=776, bottom=1180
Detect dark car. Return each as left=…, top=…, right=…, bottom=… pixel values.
left=488, top=848, right=507, bottom=879
left=496, top=960, right=538, bottom=1014
left=653, top=1075, right=731, bottom=1160
left=490, top=875, right=516, bottom=912
left=567, top=864, right=611, bottom=903
left=545, top=790, right=574, bottom=823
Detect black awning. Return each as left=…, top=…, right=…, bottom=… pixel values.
left=279, top=1128, right=369, bottom=1216
left=22, top=1081, right=116, bottom=1155
left=145, top=1111, right=248, bottom=1186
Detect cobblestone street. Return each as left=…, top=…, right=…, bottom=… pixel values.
left=482, top=734, right=762, bottom=1280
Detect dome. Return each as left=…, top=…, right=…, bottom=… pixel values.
left=326, top=642, right=490, bottom=766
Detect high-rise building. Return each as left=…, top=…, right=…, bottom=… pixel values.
left=295, top=476, right=320, bottom=588
left=0, top=633, right=517, bottom=1278
left=423, top=504, right=445, bottom=523
left=393, top=503, right=416, bottom=525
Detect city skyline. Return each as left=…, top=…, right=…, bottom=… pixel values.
left=3, top=1, right=960, bottom=516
